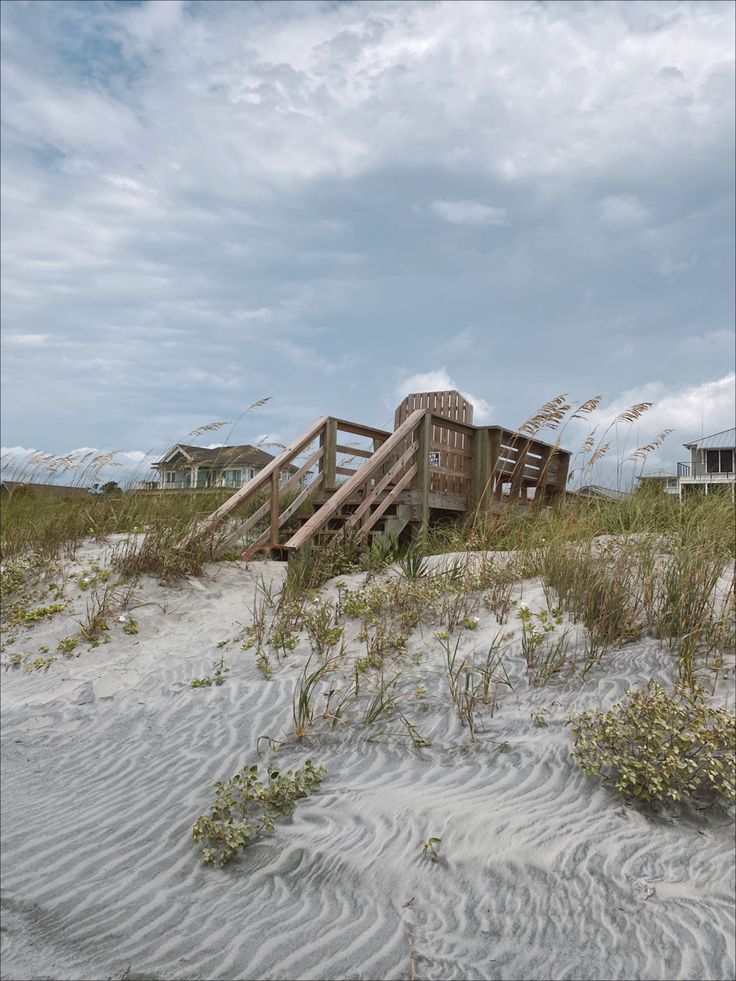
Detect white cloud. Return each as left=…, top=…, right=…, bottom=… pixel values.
left=658, top=254, right=699, bottom=277
left=576, top=373, right=736, bottom=472
left=680, top=329, right=734, bottom=354
left=233, top=307, right=274, bottom=323
left=396, top=369, right=493, bottom=423
left=431, top=200, right=509, bottom=227
left=0, top=1, right=733, bottom=457
left=3, top=333, right=50, bottom=347
left=598, top=194, right=649, bottom=229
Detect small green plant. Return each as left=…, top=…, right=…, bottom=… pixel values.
left=192, top=760, right=326, bottom=866
left=9, top=602, right=66, bottom=627
left=76, top=579, right=134, bottom=646
left=191, top=657, right=229, bottom=688
left=518, top=605, right=571, bottom=686
left=568, top=680, right=735, bottom=803
left=304, top=600, right=344, bottom=660
left=57, top=636, right=79, bottom=656
left=120, top=614, right=139, bottom=635
left=531, top=708, right=548, bottom=727
left=29, top=656, right=55, bottom=672
left=399, top=547, right=428, bottom=582
left=10, top=654, right=22, bottom=668
left=420, top=836, right=441, bottom=862
left=292, top=655, right=339, bottom=739
left=477, top=631, right=513, bottom=714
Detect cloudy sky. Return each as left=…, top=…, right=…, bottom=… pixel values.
left=1, top=0, right=734, bottom=483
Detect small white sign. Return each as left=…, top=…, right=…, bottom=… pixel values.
left=429, top=452, right=440, bottom=466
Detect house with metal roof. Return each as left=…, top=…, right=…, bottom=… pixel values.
left=151, top=443, right=290, bottom=490
left=636, top=470, right=680, bottom=496
left=676, top=428, right=735, bottom=500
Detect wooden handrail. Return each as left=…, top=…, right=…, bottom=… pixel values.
left=284, top=408, right=426, bottom=551
left=332, top=419, right=391, bottom=442
left=428, top=413, right=476, bottom=438
left=194, top=415, right=329, bottom=538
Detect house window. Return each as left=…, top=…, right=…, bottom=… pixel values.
left=706, top=449, right=734, bottom=474
left=225, top=469, right=242, bottom=487
left=165, top=471, right=176, bottom=484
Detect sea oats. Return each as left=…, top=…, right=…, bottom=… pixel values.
left=571, top=395, right=603, bottom=420
left=628, top=428, right=674, bottom=462
left=187, top=421, right=232, bottom=438
left=615, top=402, right=652, bottom=425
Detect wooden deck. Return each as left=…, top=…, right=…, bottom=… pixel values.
left=193, top=390, right=571, bottom=559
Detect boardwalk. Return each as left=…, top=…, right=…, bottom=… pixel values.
left=197, top=390, right=571, bottom=559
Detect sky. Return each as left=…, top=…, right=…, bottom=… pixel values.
left=1, top=0, right=734, bottom=486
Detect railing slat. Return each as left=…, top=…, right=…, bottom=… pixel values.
left=344, top=441, right=418, bottom=530
left=359, top=464, right=418, bottom=538
left=284, top=409, right=426, bottom=551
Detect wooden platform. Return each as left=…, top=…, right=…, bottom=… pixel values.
left=193, top=391, right=571, bottom=559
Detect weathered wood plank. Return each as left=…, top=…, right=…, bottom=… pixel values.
left=217, top=498, right=270, bottom=552
left=344, top=441, right=418, bottom=530
left=333, top=419, right=392, bottom=441
left=284, top=408, right=427, bottom=551
left=416, top=411, right=431, bottom=533
left=270, top=470, right=279, bottom=546
left=196, top=415, right=328, bottom=534
left=358, top=464, right=418, bottom=538
left=335, top=443, right=374, bottom=458
left=321, top=418, right=337, bottom=491
left=241, top=473, right=324, bottom=559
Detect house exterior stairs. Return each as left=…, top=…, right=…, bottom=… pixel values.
left=191, top=391, right=571, bottom=561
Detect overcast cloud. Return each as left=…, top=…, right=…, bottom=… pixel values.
left=1, top=0, right=734, bottom=485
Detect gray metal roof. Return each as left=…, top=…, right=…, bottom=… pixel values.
left=575, top=484, right=630, bottom=501
left=683, top=428, right=736, bottom=450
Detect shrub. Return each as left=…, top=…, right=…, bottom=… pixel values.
left=192, top=760, right=326, bottom=866
left=568, top=680, right=735, bottom=803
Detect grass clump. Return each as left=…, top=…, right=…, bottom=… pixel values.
left=191, top=657, right=229, bottom=688
left=9, top=601, right=66, bottom=628
left=420, top=836, right=442, bottom=862
left=192, top=759, right=326, bottom=866
left=568, top=680, right=736, bottom=804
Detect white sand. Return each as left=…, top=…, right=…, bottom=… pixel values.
left=1, top=541, right=734, bottom=981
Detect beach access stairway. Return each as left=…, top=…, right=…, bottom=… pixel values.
left=192, top=390, right=571, bottom=561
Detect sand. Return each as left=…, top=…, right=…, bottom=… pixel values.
left=1, top=539, right=734, bottom=981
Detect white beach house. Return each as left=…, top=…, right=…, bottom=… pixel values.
left=677, top=428, right=735, bottom=500
left=151, top=443, right=285, bottom=490
left=639, top=428, right=735, bottom=500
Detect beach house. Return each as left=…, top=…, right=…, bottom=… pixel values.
left=151, top=444, right=284, bottom=490
left=677, top=428, right=735, bottom=500
left=639, top=428, right=734, bottom=500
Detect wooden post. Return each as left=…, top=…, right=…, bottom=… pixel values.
left=416, top=412, right=431, bottom=534
left=487, top=429, right=502, bottom=504
left=535, top=444, right=553, bottom=507
left=553, top=451, right=570, bottom=503
left=470, top=428, right=489, bottom=512
left=270, top=470, right=280, bottom=546
left=321, top=419, right=337, bottom=492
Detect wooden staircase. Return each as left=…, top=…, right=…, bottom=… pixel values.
left=190, top=391, right=571, bottom=561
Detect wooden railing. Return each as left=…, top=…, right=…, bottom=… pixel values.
left=284, top=408, right=427, bottom=552
left=485, top=428, right=570, bottom=505
left=427, top=413, right=474, bottom=501
left=190, top=416, right=390, bottom=557
left=191, top=409, right=572, bottom=558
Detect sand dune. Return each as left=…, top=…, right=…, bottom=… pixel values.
left=1, top=544, right=734, bottom=981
